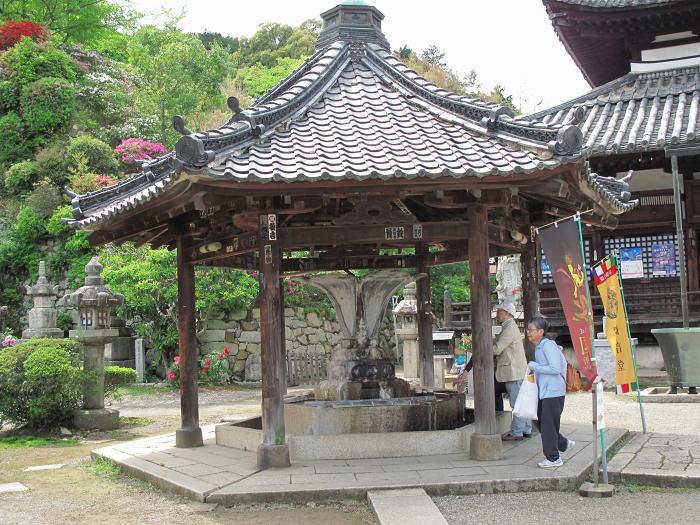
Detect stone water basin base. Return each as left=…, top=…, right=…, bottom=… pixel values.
left=216, top=391, right=511, bottom=461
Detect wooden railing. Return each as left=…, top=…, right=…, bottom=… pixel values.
left=286, top=352, right=327, bottom=386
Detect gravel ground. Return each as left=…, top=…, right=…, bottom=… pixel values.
left=434, top=488, right=700, bottom=525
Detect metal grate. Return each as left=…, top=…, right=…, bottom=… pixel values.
left=603, top=233, right=681, bottom=279
left=640, top=194, right=674, bottom=206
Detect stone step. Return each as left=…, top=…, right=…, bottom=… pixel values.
left=367, top=488, right=448, bottom=525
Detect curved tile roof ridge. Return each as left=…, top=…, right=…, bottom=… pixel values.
left=548, top=0, right=685, bottom=9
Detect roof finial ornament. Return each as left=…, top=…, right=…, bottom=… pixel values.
left=550, top=125, right=584, bottom=156
left=172, top=115, right=193, bottom=136
left=228, top=96, right=241, bottom=115
left=482, top=106, right=513, bottom=131
left=563, top=106, right=585, bottom=127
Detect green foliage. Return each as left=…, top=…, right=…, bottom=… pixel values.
left=104, top=365, right=137, bottom=396
left=199, top=351, right=231, bottom=385
left=0, top=339, right=82, bottom=429
left=0, top=111, right=33, bottom=164
left=237, top=56, right=307, bottom=99
left=0, top=0, right=139, bottom=49
left=0, top=38, right=80, bottom=90
left=0, top=435, right=79, bottom=449
left=99, top=244, right=258, bottom=366
left=25, top=177, right=62, bottom=217
left=67, top=135, right=118, bottom=175
left=4, top=160, right=38, bottom=194
left=197, top=31, right=240, bottom=53
left=232, top=20, right=320, bottom=68
left=35, top=142, right=68, bottom=186
left=127, top=25, right=230, bottom=145
left=15, top=206, right=45, bottom=243
left=0, top=79, right=17, bottom=112
left=56, top=312, right=73, bottom=334
left=430, top=262, right=470, bottom=319
left=20, top=77, right=76, bottom=133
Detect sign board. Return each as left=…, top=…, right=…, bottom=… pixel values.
left=619, top=247, right=644, bottom=279
left=652, top=243, right=676, bottom=276
left=596, top=381, right=606, bottom=430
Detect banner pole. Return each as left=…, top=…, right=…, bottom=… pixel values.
left=576, top=214, right=610, bottom=482
left=614, top=252, right=648, bottom=434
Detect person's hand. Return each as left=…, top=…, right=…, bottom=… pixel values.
left=528, top=361, right=537, bottom=370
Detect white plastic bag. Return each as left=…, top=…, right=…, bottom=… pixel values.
left=512, top=370, right=538, bottom=421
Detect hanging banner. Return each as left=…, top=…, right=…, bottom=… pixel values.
left=593, top=257, right=637, bottom=391
left=538, top=219, right=596, bottom=385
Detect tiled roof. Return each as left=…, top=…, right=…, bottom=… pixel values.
left=527, top=67, right=700, bottom=156
left=549, top=0, right=682, bottom=7
left=66, top=38, right=635, bottom=229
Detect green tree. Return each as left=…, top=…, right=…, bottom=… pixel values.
left=126, top=25, right=230, bottom=145
left=231, top=19, right=320, bottom=68
left=0, top=0, right=139, bottom=48
left=237, top=56, right=306, bottom=98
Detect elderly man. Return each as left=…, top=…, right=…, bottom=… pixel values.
left=493, top=303, right=532, bottom=440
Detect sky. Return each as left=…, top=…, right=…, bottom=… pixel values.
left=127, top=0, right=592, bottom=115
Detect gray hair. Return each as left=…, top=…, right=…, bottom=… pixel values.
left=529, top=316, right=549, bottom=332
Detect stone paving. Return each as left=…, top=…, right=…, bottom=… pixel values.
left=92, top=424, right=627, bottom=504
left=608, top=432, right=700, bottom=488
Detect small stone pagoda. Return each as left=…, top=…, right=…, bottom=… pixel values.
left=21, top=261, right=63, bottom=340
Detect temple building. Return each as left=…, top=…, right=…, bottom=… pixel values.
left=532, top=0, right=700, bottom=336
left=65, top=1, right=633, bottom=464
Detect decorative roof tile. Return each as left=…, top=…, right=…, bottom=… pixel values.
left=528, top=67, right=700, bottom=155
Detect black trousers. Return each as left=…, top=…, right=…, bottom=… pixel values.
left=536, top=396, right=568, bottom=461
left=466, top=357, right=506, bottom=411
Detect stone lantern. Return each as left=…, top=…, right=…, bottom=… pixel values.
left=61, top=257, right=124, bottom=430
left=21, top=261, right=63, bottom=340
left=392, top=281, right=419, bottom=380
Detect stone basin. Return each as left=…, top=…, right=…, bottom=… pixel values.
left=652, top=327, right=700, bottom=388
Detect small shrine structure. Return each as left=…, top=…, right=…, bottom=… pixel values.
left=65, top=1, right=634, bottom=465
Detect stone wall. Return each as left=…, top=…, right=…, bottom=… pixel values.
left=199, top=307, right=399, bottom=381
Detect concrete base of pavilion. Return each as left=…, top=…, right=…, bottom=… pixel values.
left=91, top=423, right=628, bottom=504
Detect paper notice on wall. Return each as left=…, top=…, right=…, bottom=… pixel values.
left=596, top=381, right=605, bottom=430
left=619, top=247, right=644, bottom=279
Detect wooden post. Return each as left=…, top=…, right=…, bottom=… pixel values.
left=175, top=234, right=203, bottom=448
left=521, top=239, right=539, bottom=361
left=416, top=244, right=434, bottom=390
left=468, top=204, right=503, bottom=460
left=671, top=155, right=690, bottom=328
left=257, top=214, right=290, bottom=469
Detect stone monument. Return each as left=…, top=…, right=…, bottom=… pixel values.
left=298, top=270, right=419, bottom=400
left=61, top=257, right=124, bottom=430
left=21, top=261, right=63, bottom=340
left=104, top=316, right=135, bottom=368
left=393, top=281, right=419, bottom=380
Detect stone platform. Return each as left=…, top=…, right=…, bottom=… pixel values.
left=608, top=432, right=700, bottom=488
left=92, top=424, right=627, bottom=504
left=639, top=387, right=700, bottom=403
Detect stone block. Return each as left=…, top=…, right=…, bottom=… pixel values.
left=206, top=319, right=232, bottom=330
left=233, top=359, right=247, bottom=375
left=104, top=337, right=134, bottom=361
left=224, top=329, right=241, bottom=343
left=297, top=334, right=308, bottom=345
left=231, top=310, right=248, bottom=321
left=73, top=408, right=120, bottom=430
left=239, top=331, right=261, bottom=343
left=242, top=321, right=257, bottom=331
left=200, top=341, right=233, bottom=356
left=469, top=433, right=503, bottom=460
left=308, top=334, right=320, bottom=344
left=252, top=308, right=260, bottom=320
left=245, top=354, right=262, bottom=381
left=284, top=308, right=295, bottom=317
left=306, top=312, right=322, bottom=328
left=290, top=319, right=306, bottom=329
left=198, top=330, right=226, bottom=343
left=246, top=343, right=260, bottom=354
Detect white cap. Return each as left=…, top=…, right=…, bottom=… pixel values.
left=495, top=303, right=516, bottom=318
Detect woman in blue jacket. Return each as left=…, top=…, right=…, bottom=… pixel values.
left=526, top=317, right=575, bottom=468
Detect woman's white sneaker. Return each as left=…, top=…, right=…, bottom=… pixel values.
left=560, top=439, right=576, bottom=457
left=538, top=458, right=563, bottom=468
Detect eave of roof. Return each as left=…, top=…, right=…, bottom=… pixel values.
left=527, top=66, right=700, bottom=157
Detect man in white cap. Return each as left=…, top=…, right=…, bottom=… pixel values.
left=493, top=302, right=532, bottom=440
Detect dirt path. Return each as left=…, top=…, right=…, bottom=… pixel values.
left=0, top=387, right=376, bottom=525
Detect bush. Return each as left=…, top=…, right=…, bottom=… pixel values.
left=20, top=77, right=76, bottom=133
left=0, top=80, right=18, bottom=113
left=15, top=207, right=46, bottom=244
left=0, top=112, right=33, bottom=165
left=4, top=160, right=38, bottom=194
left=0, top=21, right=47, bottom=51
left=26, top=178, right=62, bottom=217
left=114, top=138, right=168, bottom=171
left=0, top=38, right=80, bottom=90
left=67, top=135, right=118, bottom=175
left=104, top=366, right=137, bottom=395
left=0, top=338, right=82, bottom=429
left=35, top=143, right=68, bottom=187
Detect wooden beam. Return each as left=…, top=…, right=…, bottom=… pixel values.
left=175, top=234, right=203, bottom=448
left=282, top=255, right=417, bottom=272
left=257, top=214, right=290, bottom=469
left=468, top=204, right=503, bottom=460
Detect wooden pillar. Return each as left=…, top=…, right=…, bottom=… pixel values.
left=416, top=244, right=434, bottom=390
left=468, top=204, right=503, bottom=460
left=687, top=226, right=699, bottom=293
left=257, top=213, right=290, bottom=469
left=175, top=234, right=203, bottom=448
left=521, top=239, right=539, bottom=362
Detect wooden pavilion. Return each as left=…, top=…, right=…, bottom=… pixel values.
left=66, top=1, right=634, bottom=465
left=532, top=0, right=700, bottom=336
